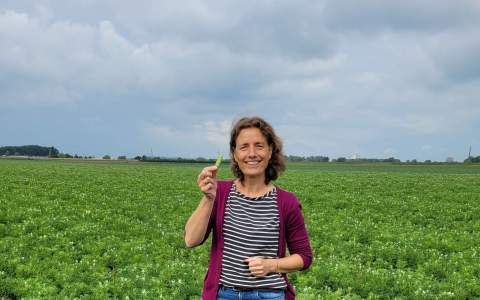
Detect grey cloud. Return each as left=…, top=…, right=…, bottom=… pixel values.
left=0, top=11, right=241, bottom=107
left=0, top=6, right=339, bottom=109
left=111, top=1, right=336, bottom=60
left=426, top=30, right=480, bottom=83
left=1, top=1, right=337, bottom=60
left=323, top=0, right=480, bottom=33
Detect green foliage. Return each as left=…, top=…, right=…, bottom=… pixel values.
left=0, top=145, right=59, bottom=157
left=0, top=159, right=479, bottom=299
left=286, top=155, right=329, bottom=162
left=137, top=156, right=231, bottom=164
left=464, top=155, right=480, bottom=163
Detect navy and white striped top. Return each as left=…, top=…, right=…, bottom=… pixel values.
left=219, top=184, right=287, bottom=289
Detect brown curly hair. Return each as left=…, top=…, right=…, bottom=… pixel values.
left=229, top=116, right=286, bottom=184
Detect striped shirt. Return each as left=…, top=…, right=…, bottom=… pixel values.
left=219, top=184, right=287, bottom=289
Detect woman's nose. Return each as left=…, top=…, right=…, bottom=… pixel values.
left=247, top=146, right=256, bottom=157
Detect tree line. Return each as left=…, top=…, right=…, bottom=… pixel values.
left=464, top=156, right=480, bottom=163
left=2, top=145, right=479, bottom=163
left=0, top=145, right=96, bottom=159
left=0, top=145, right=59, bottom=157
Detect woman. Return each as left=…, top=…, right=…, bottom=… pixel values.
left=184, top=116, right=313, bottom=300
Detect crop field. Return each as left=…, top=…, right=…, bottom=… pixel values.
left=1, top=158, right=480, bottom=299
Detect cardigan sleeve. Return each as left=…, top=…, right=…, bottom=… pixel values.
left=285, top=197, right=313, bottom=270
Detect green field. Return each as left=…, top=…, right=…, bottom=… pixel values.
left=1, top=159, right=480, bottom=299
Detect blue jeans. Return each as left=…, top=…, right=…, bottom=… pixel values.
left=215, top=285, right=285, bottom=300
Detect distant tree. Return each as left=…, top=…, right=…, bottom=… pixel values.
left=384, top=157, right=401, bottom=163
left=287, top=155, right=305, bottom=162
left=48, top=147, right=59, bottom=158
left=285, top=155, right=329, bottom=162
left=468, top=156, right=480, bottom=163
left=424, top=160, right=432, bottom=163
left=306, top=156, right=329, bottom=162
left=103, top=155, right=111, bottom=160
left=337, top=157, right=346, bottom=162
left=117, top=155, right=127, bottom=160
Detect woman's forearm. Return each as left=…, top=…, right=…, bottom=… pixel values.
left=272, top=254, right=304, bottom=273
left=184, top=196, right=214, bottom=248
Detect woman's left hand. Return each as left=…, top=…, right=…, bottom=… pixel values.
left=244, top=257, right=276, bottom=277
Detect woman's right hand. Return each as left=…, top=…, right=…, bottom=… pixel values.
left=197, top=166, right=218, bottom=201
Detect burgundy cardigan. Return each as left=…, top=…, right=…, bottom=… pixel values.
left=199, top=180, right=313, bottom=300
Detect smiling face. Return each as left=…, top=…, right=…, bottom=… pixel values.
left=233, top=128, right=273, bottom=181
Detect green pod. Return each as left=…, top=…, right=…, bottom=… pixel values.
left=215, top=154, right=223, bottom=168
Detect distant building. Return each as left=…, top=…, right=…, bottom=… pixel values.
left=350, top=153, right=360, bottom=160
left=446, top=157, right=455, bottom=163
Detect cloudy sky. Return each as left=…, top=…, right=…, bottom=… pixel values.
left=1, top=1, right=479, bottom=161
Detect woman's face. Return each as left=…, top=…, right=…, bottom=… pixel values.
left=233, top=128, right=272, bottom=180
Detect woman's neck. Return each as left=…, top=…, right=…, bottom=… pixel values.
left=235, top=176, right=274, bottom=198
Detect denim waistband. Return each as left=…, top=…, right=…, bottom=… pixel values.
left=219, top=285, right=285, bottom=293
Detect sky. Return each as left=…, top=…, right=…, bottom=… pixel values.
left=1, top=1, right=479, bottom=161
